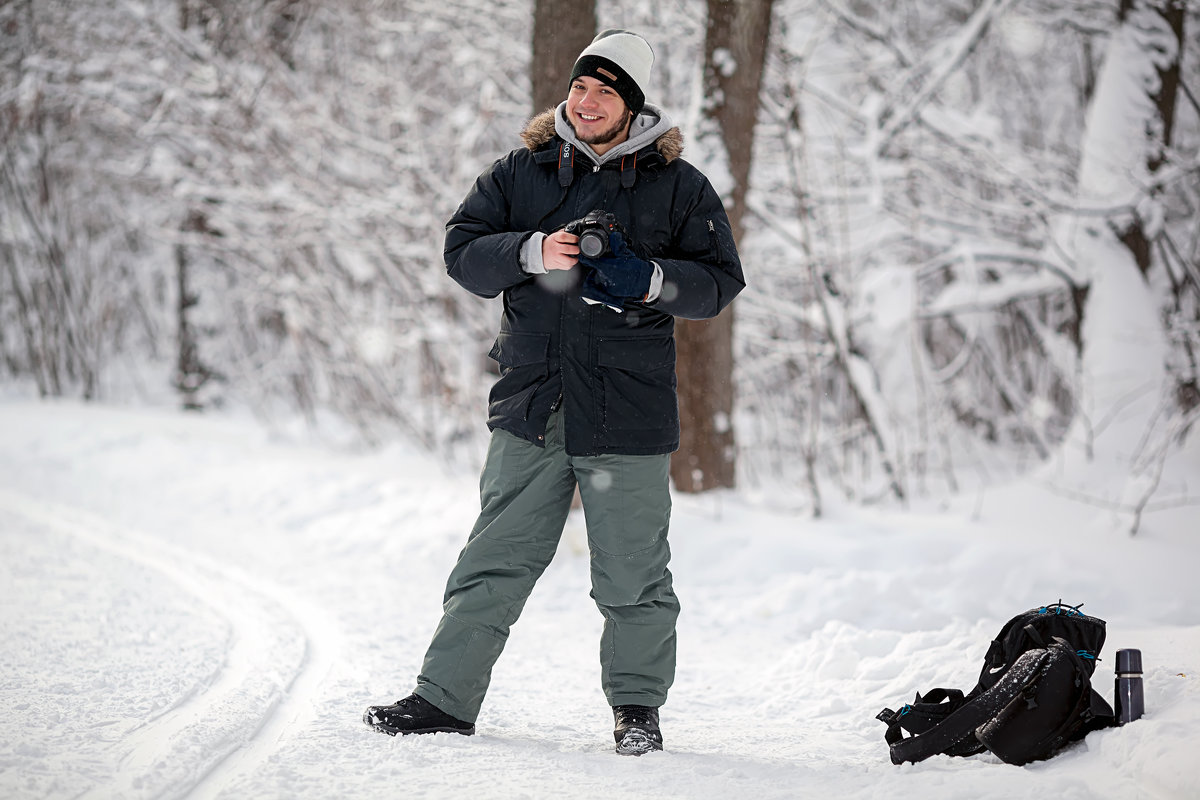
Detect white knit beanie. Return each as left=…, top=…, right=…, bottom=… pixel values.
left=569, top=29, right=654, bottom=115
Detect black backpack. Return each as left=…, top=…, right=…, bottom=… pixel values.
left=876, top=602, right=1116, bottom=766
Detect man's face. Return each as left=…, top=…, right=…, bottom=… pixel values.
left=566, top=75, right=632, bottom=154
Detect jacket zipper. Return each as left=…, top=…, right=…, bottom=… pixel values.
left=707, top=218, right=723, bottom=264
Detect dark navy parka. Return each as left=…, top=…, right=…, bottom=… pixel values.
left=444, top=109, right=745, bottom=456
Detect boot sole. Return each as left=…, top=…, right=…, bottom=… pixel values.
left=363, top=710, right=475, bottom=737
left=615, top=729, right=663, bottom=756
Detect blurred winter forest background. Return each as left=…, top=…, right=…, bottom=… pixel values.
left=2, top=0, right=1197, bottom=520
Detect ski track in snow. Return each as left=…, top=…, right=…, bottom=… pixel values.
left=0, top=489, right=340, bottom=800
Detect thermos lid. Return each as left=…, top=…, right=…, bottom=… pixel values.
left=1116, top=648, right=1143, bottom=673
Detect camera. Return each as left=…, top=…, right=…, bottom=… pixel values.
left=564, top=210, right=625, bottom=259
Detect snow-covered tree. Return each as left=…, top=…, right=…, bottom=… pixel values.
left=1055, top=0, right=1194, bottom=531
left=735, top=0, right=1198, bottom=512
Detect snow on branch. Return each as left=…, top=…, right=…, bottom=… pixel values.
left=873, top=0, right=1019, bottom=155
left=816, top=0, right=914, bottom=68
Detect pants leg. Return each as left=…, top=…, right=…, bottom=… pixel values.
left=415, top=418, right=575, bottom=723
left=572, top=451, right=678, bottom=708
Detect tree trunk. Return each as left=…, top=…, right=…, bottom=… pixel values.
left=701, top=0, right=773, bottom=241
left=672, top=0, right=774, bottom=493
left=1065, top=0, right=1186, bottom=529
left=174, top=210, right=216, bottom=411
left=531, top=0, right=595, bottom=116
left=674, top=311, right=738, bottom=492
left=1074, top=0, right=1185, bottom=429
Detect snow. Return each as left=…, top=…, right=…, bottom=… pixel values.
left=2, top=399, right=1198, bottom=799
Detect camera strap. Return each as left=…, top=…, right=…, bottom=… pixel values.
left=557, top=142, right=637, bottom=188
left=620, top=152, right=638, bottom=188
left=557, top=142, right=575, bottom=188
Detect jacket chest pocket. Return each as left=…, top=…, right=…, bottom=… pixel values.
left=488, top=331, right=550, bottom=421
left=596, top=336, right=678, bottom=433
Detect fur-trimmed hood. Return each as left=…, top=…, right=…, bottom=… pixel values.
left=520, top=106, right=684, bottom=164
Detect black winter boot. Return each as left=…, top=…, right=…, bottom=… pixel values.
left=364, top=694, right=475, bottom=736
left=613, top=705, right=663, bottom=755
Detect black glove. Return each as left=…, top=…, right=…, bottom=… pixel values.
left=579, top=231, right=654, bottom=302
left=580, top=272, right=628, bottom=312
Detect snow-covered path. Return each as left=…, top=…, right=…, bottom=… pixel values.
left=2, top=400, right=1198, bottom=799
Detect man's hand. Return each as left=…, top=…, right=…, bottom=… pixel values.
left=579, top=232, right=654, bottom=300
left=542, top=230, right=580, bottom=271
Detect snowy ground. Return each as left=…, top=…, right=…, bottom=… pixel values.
left=1, top=399, right=1198, bottom=799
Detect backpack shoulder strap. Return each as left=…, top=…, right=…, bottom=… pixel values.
left=877, top=688, right=984, bottom=759
left=886, top=647, right=1050, bottom=765
left=976, top=612, right=1040, bottom=690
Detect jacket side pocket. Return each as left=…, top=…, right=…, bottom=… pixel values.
left=488, top=331, right=551, bottom=422
left=596, top=336, right=678, bottom=433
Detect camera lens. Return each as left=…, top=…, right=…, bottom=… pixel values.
left=579, top=230, right=606, bottom=258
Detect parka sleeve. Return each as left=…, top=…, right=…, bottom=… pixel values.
left=645, top=171, right=745, bottom=320
left=444, top=152, right=536, bottom=299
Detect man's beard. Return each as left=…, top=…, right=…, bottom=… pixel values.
left=574, top=108, right=633, bottom=147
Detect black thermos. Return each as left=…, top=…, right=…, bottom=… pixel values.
left=1114, top=648, right=1145, bottom=724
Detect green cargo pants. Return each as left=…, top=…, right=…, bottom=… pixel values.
left=413, top=408, right=678, bottom=723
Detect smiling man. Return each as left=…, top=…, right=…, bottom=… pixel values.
left=569, top=77, right=633, bottom=150
left=365, top=29, right=744, bottom=756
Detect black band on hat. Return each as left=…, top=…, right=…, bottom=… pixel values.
left=569, top=55, right=645, bottom=115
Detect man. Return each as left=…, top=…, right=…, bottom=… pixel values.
left=364, top=29, right=743, bottom=755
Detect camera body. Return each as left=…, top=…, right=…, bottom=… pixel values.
left=564, top=210, right=625, bottom=259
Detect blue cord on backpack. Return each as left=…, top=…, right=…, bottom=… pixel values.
left=1039, top=600, right=1084, bottom=617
